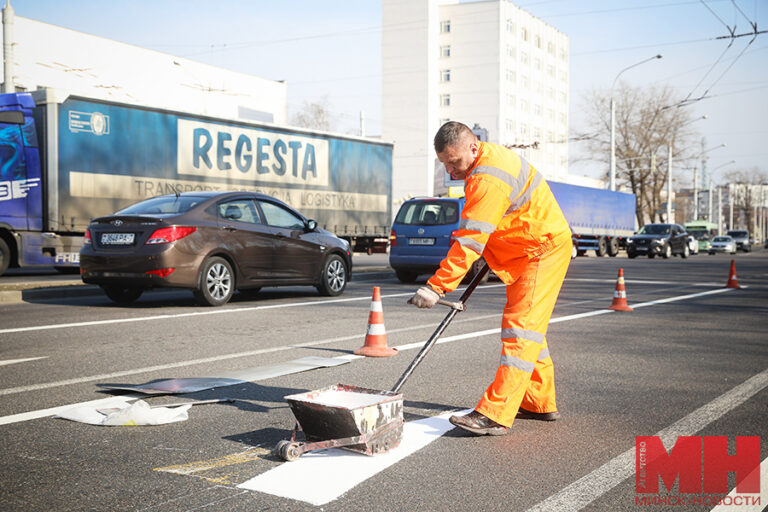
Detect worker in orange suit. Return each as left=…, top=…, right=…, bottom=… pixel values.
left=408, top=121, right=572, bottom=436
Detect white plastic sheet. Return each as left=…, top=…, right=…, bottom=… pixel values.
left=56, top=398, right=191, bottom=426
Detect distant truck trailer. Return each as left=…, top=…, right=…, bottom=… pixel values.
left=548, top=181, right=637, bottom=257
left=0, top=89, right=393, bottom=275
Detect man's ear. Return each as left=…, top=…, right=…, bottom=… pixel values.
left=470, top=141, right=479, bottom=156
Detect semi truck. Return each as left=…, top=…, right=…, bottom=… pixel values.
left=0, top=89, right=392, bottom=275
left=547, top=181, right=636, bottom=257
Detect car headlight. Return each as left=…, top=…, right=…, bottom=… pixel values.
left=651, top=239, right=663, bottom=245
left=626, top=238, right=634, bottom=244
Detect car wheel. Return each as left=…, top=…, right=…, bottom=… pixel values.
left=395, top=269, right=419, bottom=283
left=662, top=244, right=672, bottom=259
left=194, top=256, right=235, bottom=306
left=681, top=244, right=689, bottom=259
left=648, top=252, right=655, bottom=259
left=0, top=238, right=10, bottom=276
left=628, top=251, right=637, bottom=259
left=317, top=254, right=347, bottom=296
left=102, top=285, right=143, bottom=305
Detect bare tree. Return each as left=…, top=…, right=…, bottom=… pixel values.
left=577, top=83, right=702, bottom=226
left=723, top=167, right=768, bottom=231
left=290, top=97, right=337, bottom=132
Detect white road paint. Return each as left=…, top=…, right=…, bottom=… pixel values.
left=709, top=457, right=767, bottom=512
left=0, top=393, right=143, bottom=426
left=0, top=356, right=47, bottom=366
left=525, top=367, right=768, bottom=512
left=237, top=408, right=472, bottom=506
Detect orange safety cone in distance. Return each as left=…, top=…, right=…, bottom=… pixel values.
left=725, top=259, right=741, bottom=289
left=354, top=286, right=398, bottom=357
left=608, top=268, right=633, bottom=311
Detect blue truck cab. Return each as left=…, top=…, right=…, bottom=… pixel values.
left=389, top=196, right=487, bottom=284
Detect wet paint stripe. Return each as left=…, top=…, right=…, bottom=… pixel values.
left=0, top=356, right=47, bottom=366
left=709, top=456, right=767, bottom=512
left=237, top=408, right=472, bottom=506
left=524, top=367, right=768, bottom=512
left=155, top=447, right=271, bottom=484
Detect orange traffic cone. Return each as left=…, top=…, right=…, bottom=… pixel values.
left=354, top=287, right=398, bottom=357
left=725, top=259, right=741, bottom=289
left=608, top=268, right=633, bottom=311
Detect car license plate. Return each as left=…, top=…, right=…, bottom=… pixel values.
left=100, top=232, right=135, bottom=245
left=408, top=237, right=435, bottom=246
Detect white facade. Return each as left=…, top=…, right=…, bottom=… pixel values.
left=383, top=0, right=570, bottom=203
left=1, top=12, right=287, bottom=123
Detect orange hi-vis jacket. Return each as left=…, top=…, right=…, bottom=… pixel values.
left=427, top=142, right=571, bottom=294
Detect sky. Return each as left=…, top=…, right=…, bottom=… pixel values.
left=10, top=0, right=767, bottom=185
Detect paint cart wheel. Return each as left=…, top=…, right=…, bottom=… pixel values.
left=276, top=440, right=302, bottom=462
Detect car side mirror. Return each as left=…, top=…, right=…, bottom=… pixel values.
left=306, top=219, right=318, bottom=231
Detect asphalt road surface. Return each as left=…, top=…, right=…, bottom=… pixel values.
left=1, top=251, right=766, bottom=511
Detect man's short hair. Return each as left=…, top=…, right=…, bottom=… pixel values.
left=434, top=121, right=475, bottom=152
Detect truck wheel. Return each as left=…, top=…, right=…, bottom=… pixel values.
left=0, top=238, right=10, bottom=276
left=395, top=270, right=419, bottom=283
left=595, top=237, right=607, bottom=257
left=102, top=285, right=143, bottom=305
left=607, top=238, right=619, bottom=257
left=627, top=250, right=637, bottom=259
left=194, top=256, right=235, bottom=306
left=316, top=254, right=347, bottom=296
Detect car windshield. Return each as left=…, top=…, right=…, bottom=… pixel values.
left=117, top=195, right=206, bottom=215
left=638, top=224, right=670, bottom=235
left=713, top=236, right=731, bottom=242
left=727, top=231, right=747, bottom=237
left=395, top=200, right=460, bottom=225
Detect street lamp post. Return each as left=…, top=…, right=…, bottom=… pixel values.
left=609, top=54, right=663, bottom=191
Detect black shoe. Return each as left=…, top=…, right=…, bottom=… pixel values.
left=449, top=410, right=509, bottom=436
left=515, top=408, right=560, bottom=421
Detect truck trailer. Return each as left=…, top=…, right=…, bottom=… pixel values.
left=0, top=89, right=392, bottom=275
left=548, top=181, right=636, bottom=257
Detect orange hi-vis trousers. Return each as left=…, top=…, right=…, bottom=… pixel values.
left=475, top=237, right=572, bottom=428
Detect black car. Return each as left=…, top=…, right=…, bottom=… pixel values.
left=626, top=223, right=690, bottom=259
left=80, top=191, right=352, bottom=306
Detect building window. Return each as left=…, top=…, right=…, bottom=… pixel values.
left=547, top=108, right=554, bottom=121
left=547, top=41, right=555, bottom=55
left=521, top=27, right=528, bottom=42
left=559, top=91, right=567, bottom=104
left=441, top=69, right=451, bottom=82
left=535, top=58, right=542, bottom=71
left=520, top=123, right=529, bottom=137
left=535, top=35, right=541, bottom=49
left=441, top=45, right=451, bottom=58
left=521, top=52, right=529, bottom=64
left=559, top=112, right=567, bottom=125
left=559, top=48, right=567, bottom=61
left=506, top=69, right=516, bottom=83
left=506, top=119, right=515, bottom=132
left=520, top=99, right=529, bottom=112
left=506, top=45, right=516, bottom=59
left=506, top=20, right=515, bottom=33
left=506, top=94, right=516, bottom=107
left=534, top=104, right=542, bottom=116
left=440, top=20, right=451, bottom=33
left=533, top=127, right=541, bottom=139
left=547, top=64, right=555, bottom=77
left=440, top=94, right=451, bottom=107
left=522, top=75, right=530, bottom=89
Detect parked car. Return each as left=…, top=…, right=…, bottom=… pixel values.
left=726, top=230, right=752, bottom=252
left=80, top=192, right=352, bottom=306
left=708, top=235, right=737, bottom=255
left=389, top=197, right=488, bottom=284
left=626, top=223, right=690, bottom=259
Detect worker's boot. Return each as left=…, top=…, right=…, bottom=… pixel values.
left=516, top=408, right=560, bottom=421
left=449, top=410, right=509, bottom=436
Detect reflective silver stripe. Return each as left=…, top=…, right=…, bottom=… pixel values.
left=506, top=171, right=543, bottom=213
left=453, top=236, right=485, bottom=254
left=468, top=165, right=527, bottom=191
left=499, top=355, right=535, bottom=373
left=459, top=219, right=496, bottom=234
left=501, top=327, right=545, bottom=344
left=537, top=347, right=550, bottom=361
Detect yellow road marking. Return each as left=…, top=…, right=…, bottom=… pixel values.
left=154, top=447, right=271, bottom=479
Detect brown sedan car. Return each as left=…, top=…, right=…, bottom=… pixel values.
left=80, top=191, right=352, bottom=306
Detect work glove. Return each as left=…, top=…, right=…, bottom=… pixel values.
left=407, top=286, right=441, bottom=309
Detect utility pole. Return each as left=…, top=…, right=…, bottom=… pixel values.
left=692, top=166, right=699, bottom=221
left=717, top=186, right=722, bottom=234
left=708, top=179, right=713, bottom=225
left=666, top=144, right=673, bottom=223
left=729, top=183, right=734, bottom=232
left=2, top=0, right=14, bottom=93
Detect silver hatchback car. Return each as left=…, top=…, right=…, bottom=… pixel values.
left=708, top=235, right=737, bottom=255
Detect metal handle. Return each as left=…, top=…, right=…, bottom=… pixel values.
left=392, top=263, right=490, bottom=394
left=436, top=299, right=465, bottom=311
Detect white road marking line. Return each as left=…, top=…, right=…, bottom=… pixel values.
left=0, top=393, right=143, bottom=426
left=0, top=356, right=47, bottom=366
left=237, top=408, right=472, bottom=506
left=709, top=457, right=767, bottom=512
left=525, top=367, right=768, bottom=512
left=0, top=286, right=739, bottom=425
